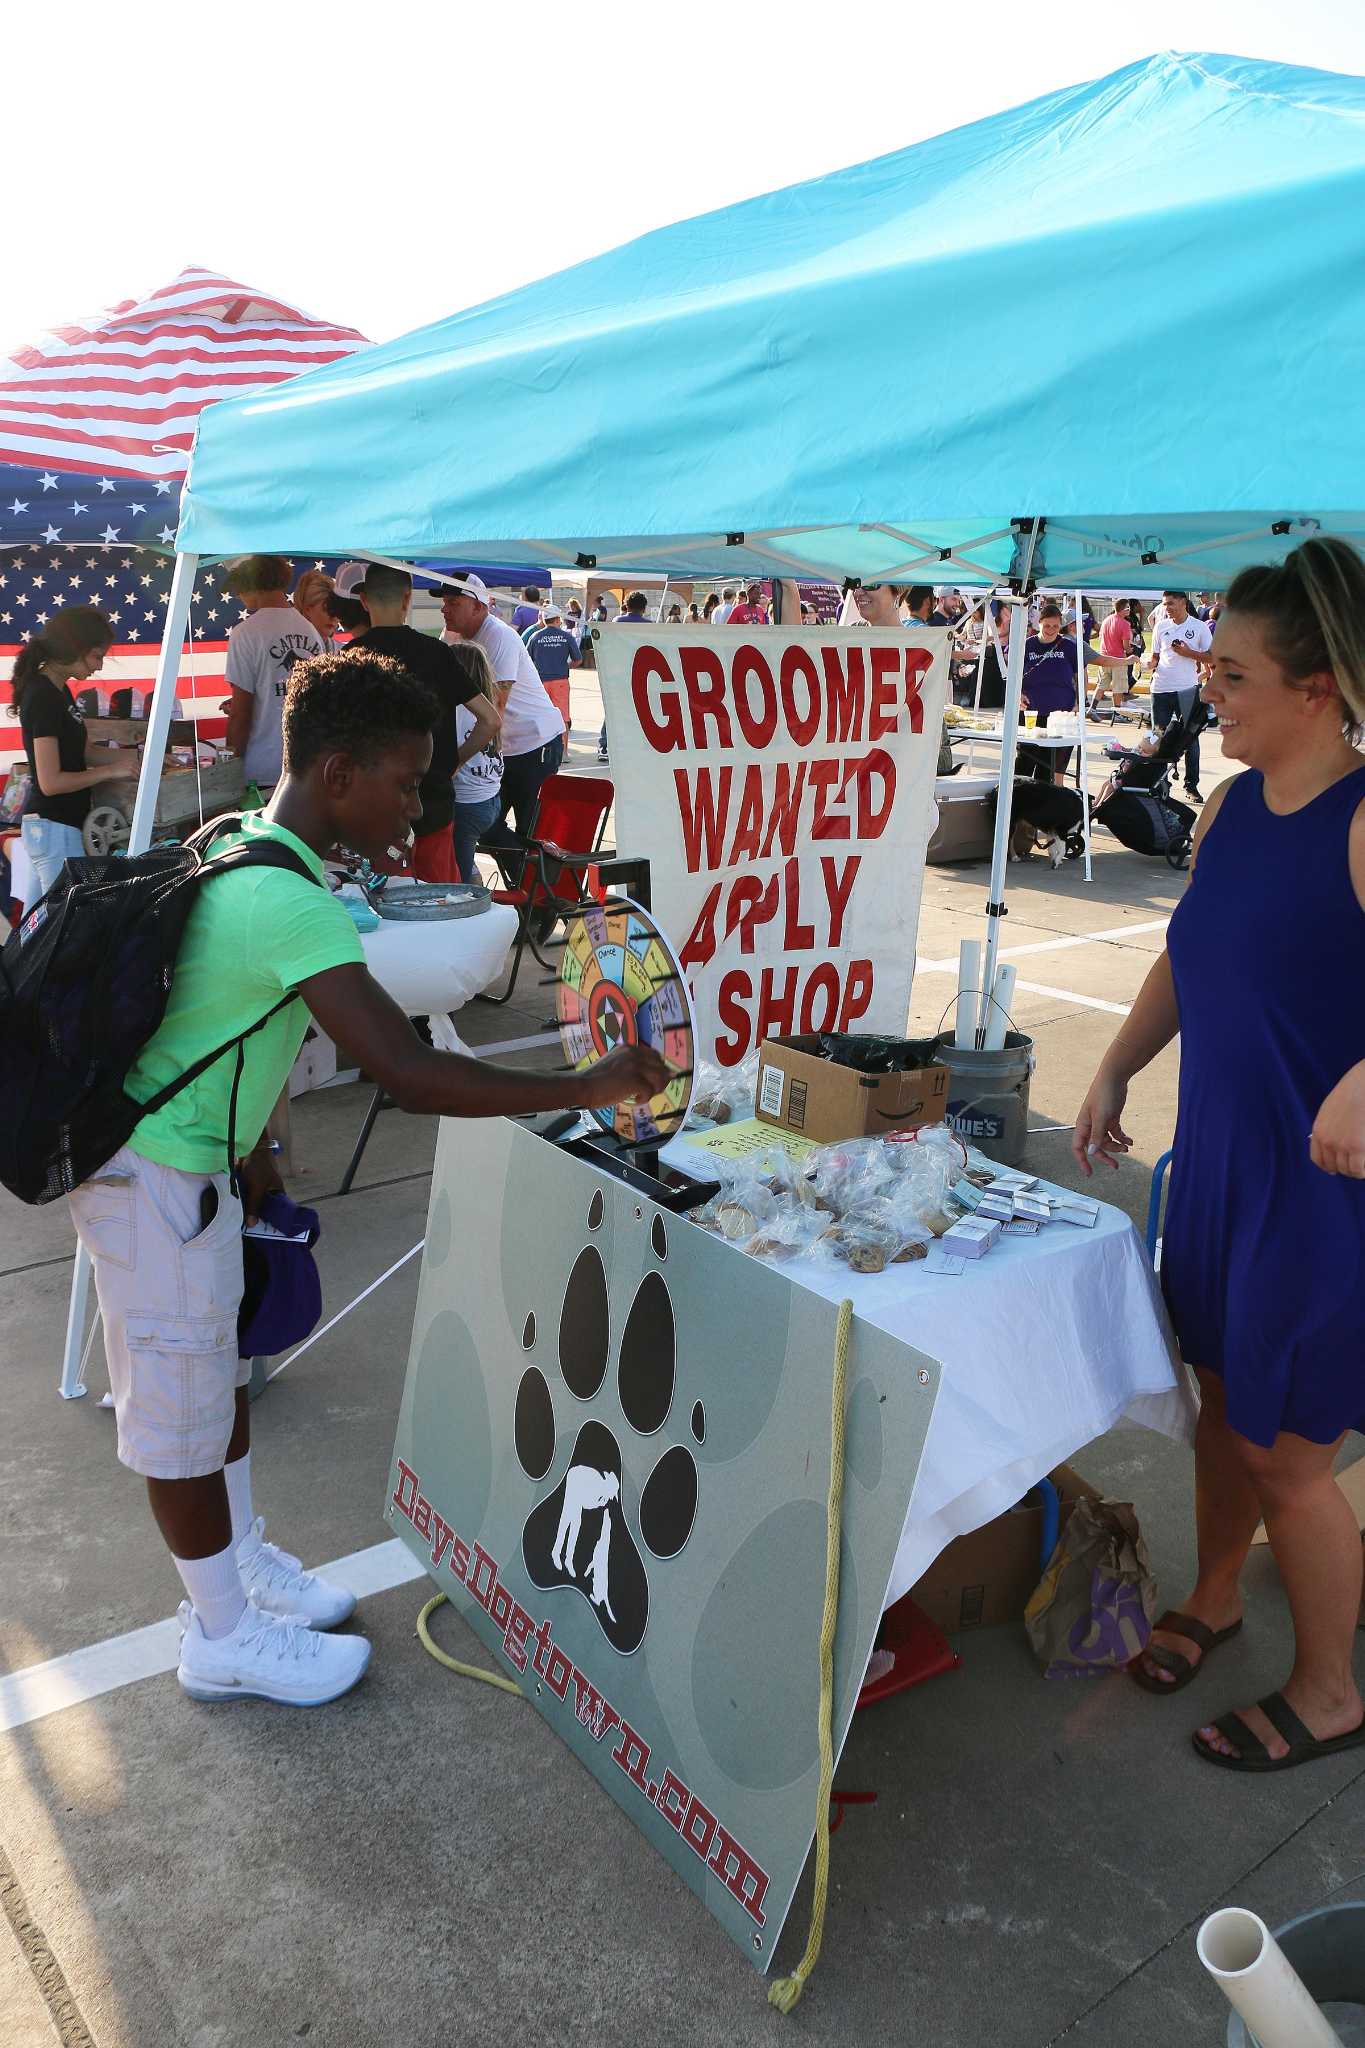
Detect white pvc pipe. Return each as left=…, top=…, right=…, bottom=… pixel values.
left=981, top=961, right=1015, bottom=1052
left=1075, top=590, right=1093, bottom=883
left=59, top=552, right=199, bottom=1402
left=1197, top=1909, right=1344, bottom=2048
left=977, top=598, right=1028, bottom=1043
left=954, top=941, right=980, bottom=1049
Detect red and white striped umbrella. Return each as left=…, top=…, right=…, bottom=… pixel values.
left=0, top=270, right=367, bottom=775
left=0, top=265, right=367, bottom=481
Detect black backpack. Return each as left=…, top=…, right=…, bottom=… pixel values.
left=0, top=813, right=319, bottom=1205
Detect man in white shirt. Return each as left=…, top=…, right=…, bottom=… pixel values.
left=712, top=586, right=740, bottom=625
left=439, top=573, right=566, bottom=838
left=223, top=555, right=325, bottom=790
left=1148, top=588, right=1213, bottom=802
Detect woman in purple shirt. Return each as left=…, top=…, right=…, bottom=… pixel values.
left=1018, top=601, right=1131, bottom=783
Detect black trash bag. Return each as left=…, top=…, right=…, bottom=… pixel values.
left=812, top=1032, right=940, bottom=1074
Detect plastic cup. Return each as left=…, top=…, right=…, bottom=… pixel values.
left=1024, top=710, right=1038, bottom=728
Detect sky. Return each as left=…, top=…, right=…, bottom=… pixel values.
left=5, top=0, right=1365, bottom=353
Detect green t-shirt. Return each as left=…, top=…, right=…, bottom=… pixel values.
left=126, top=815, right=364, bottom=1173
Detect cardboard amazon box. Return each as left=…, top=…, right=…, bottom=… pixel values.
left=910, top=1464, right=1102, bottom=1634
left=754, top=1034, right=949, bottom=1145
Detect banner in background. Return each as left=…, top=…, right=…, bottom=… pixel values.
left=594, top=626, right=948, bottom=1066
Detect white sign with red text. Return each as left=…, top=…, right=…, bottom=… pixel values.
left=594, top=625, right=949, bottom=1067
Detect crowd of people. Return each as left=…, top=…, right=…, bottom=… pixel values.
left=11, top=563, right=1234, bottom=918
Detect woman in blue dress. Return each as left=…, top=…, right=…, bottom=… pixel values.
left=1074, top=537, right=1365, bottom=1773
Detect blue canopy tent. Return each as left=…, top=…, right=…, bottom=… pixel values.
left=145, top=47, right=1365, bottom=1015
left=172, top=51, right=1365, bottom=594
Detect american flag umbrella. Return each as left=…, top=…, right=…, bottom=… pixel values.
left=0, top=266, right=368, bottom=761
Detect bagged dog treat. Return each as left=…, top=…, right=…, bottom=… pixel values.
left=744, top=1206, right=831, bottom=1263
left=688, top=1048, right=761, bottom=1127
left=808, top=1137, right=895, bottom=1217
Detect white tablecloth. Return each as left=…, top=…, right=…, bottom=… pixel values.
left=360, top=903, right=518, bottom=1022
left=660, top=1137, right=1196, bottom=1605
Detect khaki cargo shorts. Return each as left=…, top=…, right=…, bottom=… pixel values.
left=68, top=1146, right=249, bottom=1479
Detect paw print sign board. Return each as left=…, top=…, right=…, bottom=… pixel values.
left=386, top=1118, right=941, bottom=1970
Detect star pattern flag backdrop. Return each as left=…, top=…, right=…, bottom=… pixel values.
left=0, top=540, right=341, bottom=757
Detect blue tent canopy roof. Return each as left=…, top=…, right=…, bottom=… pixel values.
left=176, top=53, right=1365, bottom=590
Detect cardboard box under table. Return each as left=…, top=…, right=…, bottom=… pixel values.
left=910, top=1463, right=1101, bottom=1633
left=755, top=1034, right=948, bottom=1144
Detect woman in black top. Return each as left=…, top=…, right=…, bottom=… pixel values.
left=14, top=606, right=135, bottom=911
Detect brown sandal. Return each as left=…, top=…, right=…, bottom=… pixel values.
left=1129, top=1610, right=1243, bottom=1695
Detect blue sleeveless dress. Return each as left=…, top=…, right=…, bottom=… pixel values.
left=1163, top=763, right=1365, bottom=1448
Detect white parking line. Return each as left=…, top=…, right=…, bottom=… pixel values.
left=913, top=961, right=1132, bottom=1016
left=0, top=1539, right=426, bottom=1733
left=918, top=917, right=1166, bottom=973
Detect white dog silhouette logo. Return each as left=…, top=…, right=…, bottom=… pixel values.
left=552, top=1466, right=621, bottom=1608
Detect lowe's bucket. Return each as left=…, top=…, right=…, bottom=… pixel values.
left=1220, top=1902, right=1365, bottom=2047
left=931, top=1030, right=1035, bottom=1168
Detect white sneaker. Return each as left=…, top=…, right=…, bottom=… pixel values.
left=236, top=1516, right=356, bottom=1629
left=176, top=1600, right=371, bottom=1706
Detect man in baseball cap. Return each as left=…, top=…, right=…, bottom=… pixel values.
left=438, top=576, right=565, bottom=839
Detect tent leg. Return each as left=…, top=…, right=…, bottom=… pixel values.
left=1075, top=589, right=1093, bottom=883
left=128, top=552, right=198, bottom=853
left=58, top=1252, right=94, bottom=1400
left=978, top=601, right=1028, bottom=1044
left=57, top=553, right=198, bottom=1402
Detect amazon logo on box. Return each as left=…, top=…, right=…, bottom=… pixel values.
left=754, top=1035, right=948, bottom=1146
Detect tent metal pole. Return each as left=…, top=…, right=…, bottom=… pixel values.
left=978, top=599, right=1028, bottom=1043
left=58, top=552, right=198, bottom=1401
left=128, top=553, right=198, bottom=853
left=1075, top=589, right=1093, bottom=883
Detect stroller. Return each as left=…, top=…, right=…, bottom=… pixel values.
left=1094, top=711, right=1200, bottom=869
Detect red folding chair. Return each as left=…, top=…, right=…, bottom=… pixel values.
left=477, top=773, right=614, bottom=1004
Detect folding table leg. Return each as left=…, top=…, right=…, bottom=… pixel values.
left=338, top=1084, right=387, bottom=1196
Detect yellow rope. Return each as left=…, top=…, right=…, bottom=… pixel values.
left=415, top=1592, right=525, bottom=1697
left=768, top=1295, right=853, bottom=2015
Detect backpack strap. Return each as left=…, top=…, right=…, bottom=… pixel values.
left=134, top=825, right=327, bottom=1180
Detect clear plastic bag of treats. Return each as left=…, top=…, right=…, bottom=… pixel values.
left=803, top=1210, right=904, bottom=1276
left=688, top=1158, right=779, bottom=1248
left=687, top=1049, right=760, bottom=1128
left=731, top=1146, right=833, bottom=1260
left=857, top=1193, right=935, bottom=1265
left=806, top=1137, right=896, bottom=1221
left=880, top=1124, right=969, bottom=1236
left=743, top=1203, right=832, bottom=1264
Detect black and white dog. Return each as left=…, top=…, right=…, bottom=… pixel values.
left=991, top=779, right=1086, bottom=868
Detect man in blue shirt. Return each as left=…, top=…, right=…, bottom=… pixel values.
left=511, top=586, right=543, bottom=634
left=525, top=603, right=582, bottom=740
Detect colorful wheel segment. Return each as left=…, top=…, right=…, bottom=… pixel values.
left=556, top=898, right=696, bottom=1144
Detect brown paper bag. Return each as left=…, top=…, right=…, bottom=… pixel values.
left=1024, top=1496, right=1158, bottom=1677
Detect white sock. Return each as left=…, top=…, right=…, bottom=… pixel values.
left=225, top=1451, right=256, bottom=1551
left=174, top=1541, right=247, bottom=1641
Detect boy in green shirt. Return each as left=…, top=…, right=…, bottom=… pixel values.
left=68, top=651, right=666, bottom=1708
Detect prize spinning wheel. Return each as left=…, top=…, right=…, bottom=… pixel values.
left=556, top=898, right=695, bottom=1144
